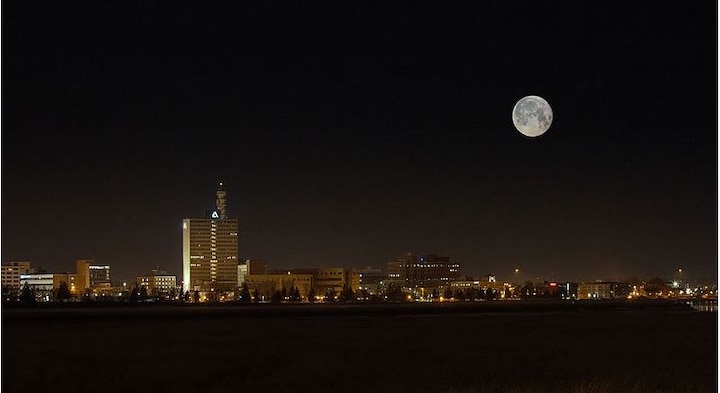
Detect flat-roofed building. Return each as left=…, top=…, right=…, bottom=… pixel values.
left=89, top=264, right=111, bottom=287
left=2, top=261, right=32, bottom=295
left=359, top=266, right=386, bottom=294
left=244, top=273, right=313, bottom=300
left=272, top=267, right=360, bottom=294
left=53, top=273, right=87, bottom=297
left=19, top=273, right=86, bottom=301
left=75, top=259, right=92, bottom=289
left=578, top=281, right=630, bottom=300
left=237, top=263, right=248, bottom=286
left=386, top=253, right=460, bottom=291
left=138, top=270, right=177, bottom=298
left=20, top=273, right=54, bottom=301
left=246, top=259, right=267, bottom=275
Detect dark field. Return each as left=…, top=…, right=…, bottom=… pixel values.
left=2, top=302, right=717, bottom=393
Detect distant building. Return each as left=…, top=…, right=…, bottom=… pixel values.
left=270, top=267, right=360, bottom=294
left=20, top=273, right=86, bottom=301
left=450, top=276, right=507, bottom=293
left=246, top=259, right=267, bottom=275
left=19, top=274, right=55, bottom=301
left=76, top=259, right=92, bottom=289
left=359, top=266, right=386, bottom=294
left=75, top=259, right=111, bottom=291
left=183, top=183, right=239, bottom=292
left=386, top=253, right=460, bottom=292
left=578, top=281, right=630, bottom=300
left=244, top=273, right=314, bottom=300
left=237, top=263, right=248, bottom=286
left=89, top=264, right=111, bottom=287
left=53, top=273, right=86, bottom=296
left=138, top=270, right=177, bottom=298
left=560, top=282, right=579, bottom=299
left=2, top=261, right=32, bottom=295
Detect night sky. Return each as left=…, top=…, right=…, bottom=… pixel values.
left=3, top=2, right=717, bottom=284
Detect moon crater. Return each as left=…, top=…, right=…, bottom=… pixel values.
left=512, top=95, right=553, bottom=137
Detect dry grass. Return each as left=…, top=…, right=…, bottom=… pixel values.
left=2, top=304, right=716, bottom=393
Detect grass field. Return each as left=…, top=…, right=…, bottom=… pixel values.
left=2, top=302, right=717, bottom=393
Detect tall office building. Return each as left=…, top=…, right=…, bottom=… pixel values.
left=183, top=183, right=239, bottom=292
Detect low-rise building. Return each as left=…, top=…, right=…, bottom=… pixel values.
left=19, top=273, right=86, bottom=301
left=2, top=261, right=32, bottom=297
left=138, top=270, right=177, bottom=298
left=359, top=266, right=385, bottom=294
left=244, top=273, right=313, bottom=300
left=386, top=253, right=460, bottom=292
left=578, top=281, right=630, bottom=300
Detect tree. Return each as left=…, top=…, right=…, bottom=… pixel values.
left=454, top=289, right=465, bottom=301
left=183, top=290, right=190, bottom=303
left=193, top=290, right=200, bottom=303
left=2, top=285, right=18, bottom=302
left=385, top=285, right=403, bottom=302
left=20, top=283, right=36, bottom=304
left=291, top=286, right=301, bottom=302
left=485, top=288, right=495, bottom=301
left=645, top=278, right=667, bottom=297
left=281, top=287, right=288, bottom=300
left=82, top=288, right=93, bottom=302
left=431, top=288, right=440, bottom=301
left=271, top=290, right=283, bottom=303
left=359, top=288, right=371, bottom=301
left=443, top=288, right=453, bottom=300
left=240, top=283, right=251, bottom=303
left=140, top=285, right=148, bottom=301
left=464, top=288, right=475, bottom=301
left=252, top=289, right=260, bottom=302
left=341, top=284, right=355, bottom=302
left=522, top=281, right=535, bottom=297
left=129, top=285, right=140, bottom=303
left=56, top=281, right=71, bottom=303
left=324, top=289, right=336, bottom=302
left=307, top=287, right=317, bottom=302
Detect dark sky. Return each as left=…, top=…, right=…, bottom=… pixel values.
left=2, top=2, right=717, bottom=284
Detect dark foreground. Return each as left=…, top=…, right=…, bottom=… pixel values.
left=3, top=302, right=717, bottom=393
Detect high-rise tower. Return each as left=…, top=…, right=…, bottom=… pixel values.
left=182, top=183, right=238, bottom=293
left=216, top=182, right=227, bottom=220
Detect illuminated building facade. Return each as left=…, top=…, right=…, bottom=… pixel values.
left=577, top=281, right=630, bottom=300
left=183, top=183, right=239, bottom=292
left=138, top=270, right=177, bottom=298
left=20, top=273, right=86, bottom=301
left=76, top=259, right=91, bottom=289
left=358, top=266, right=386, bottom=294
left=237, top=263, right=248, bottom=286
left=2, top=261, right=32, bottom=293
left=75, top=259, right=111, bottom=291
left=19, top=274, right=55, bottom=301
left=270, top=267, right=360, bottom=294
left=386, top=253, right=460, bottom=290
left=244, top=273, right=314, bottom=300
left=89, top=264, right=111, bottom=287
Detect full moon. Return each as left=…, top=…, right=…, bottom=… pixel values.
left=512, top=95, right=553, bottom=137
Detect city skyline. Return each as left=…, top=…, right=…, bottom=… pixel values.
left=2, top=2, right=717, bottom=284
